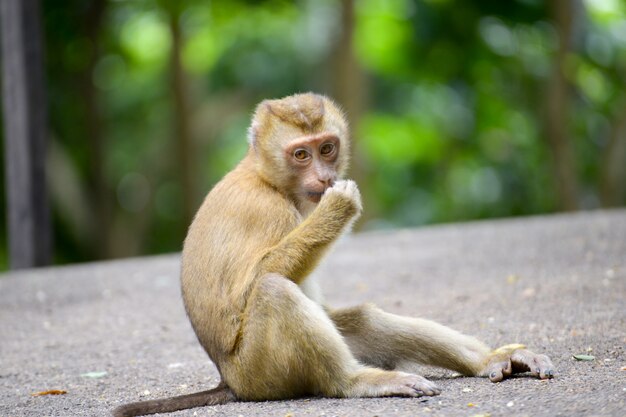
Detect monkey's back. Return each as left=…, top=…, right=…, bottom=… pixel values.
left=180, top=154, right=299, bottom=364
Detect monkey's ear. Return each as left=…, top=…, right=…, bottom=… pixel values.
left=247, top=120, right=259, bottom=149
left=247, top=101, right=273, bottom=150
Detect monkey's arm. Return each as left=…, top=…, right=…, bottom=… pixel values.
left=257, top=180, right=361, bottom=284
left=329, top=304, right=555, bottom=381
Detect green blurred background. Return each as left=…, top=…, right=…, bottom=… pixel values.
left=1, top=0, right=625, bottom=268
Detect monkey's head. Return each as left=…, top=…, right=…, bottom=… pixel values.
left=248, top=93, right=350, bottom=204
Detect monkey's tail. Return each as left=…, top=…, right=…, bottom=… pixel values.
left=111, top=382, right=235, bottom=417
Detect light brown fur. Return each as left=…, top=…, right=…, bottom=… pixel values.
left=112, top=93, right=554, bottom=417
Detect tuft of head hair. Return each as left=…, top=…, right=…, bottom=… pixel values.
left=265, top=93, right=325, bottom=132
left=247, top=93, right=347, bottom=148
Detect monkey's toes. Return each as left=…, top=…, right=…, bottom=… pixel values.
left=510, top=349, right=556, bottom=380
left=487, top=360, right=513, bottom=383
left=406, top=375, right=441, bottom=397
left=411, top=382, right=441, bottom=397
left=388, top=373, right=440, bottom=397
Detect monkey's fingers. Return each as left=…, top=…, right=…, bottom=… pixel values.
left=325, top=180, right=363, bottom=213
left=510, top=349, right=556, bottom=380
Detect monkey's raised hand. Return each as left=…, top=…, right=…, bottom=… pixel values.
left=320, top=179, right=363, bottom=218
left=482, top=344, right=556, bottom=382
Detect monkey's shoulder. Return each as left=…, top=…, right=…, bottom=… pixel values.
left=193, top=167, right=299, bottom=238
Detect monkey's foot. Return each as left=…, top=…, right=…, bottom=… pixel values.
left=352, top=370, right=441, bottom=398
left=483, top=344, right=556, bottom=382
left=388, top=373, right=441, bottom=397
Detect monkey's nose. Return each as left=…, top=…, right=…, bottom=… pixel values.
left=319, top=177, right=335, bottom=188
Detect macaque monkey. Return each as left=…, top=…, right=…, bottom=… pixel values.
left=113, top=93, right=555, bottom=417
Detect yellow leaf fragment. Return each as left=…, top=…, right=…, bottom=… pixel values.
left=506, top=274, right=519, bottom=284
left=31, top=390, right=67, bottom=397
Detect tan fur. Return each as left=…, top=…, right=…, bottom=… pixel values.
left=112, top=93, right=554, bottom=417
left=329, top=304, right=490, bottom=375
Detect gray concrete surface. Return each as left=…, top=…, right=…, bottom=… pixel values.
left=1, top=210, right=625, bottom=417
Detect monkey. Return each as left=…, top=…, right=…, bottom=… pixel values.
left=112, top=93, right=555, bottom=417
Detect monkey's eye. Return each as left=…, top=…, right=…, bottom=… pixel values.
left=294, top=149, right=310, bottom=161
left=320, top=143, right=335, bottom=156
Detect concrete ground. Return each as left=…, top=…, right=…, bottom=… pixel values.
left=0, top=209, right=624, bottom=417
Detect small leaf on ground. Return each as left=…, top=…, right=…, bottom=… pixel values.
left=572, top=354, right=595, bottom=361
left=81, top=371, right=108, bottom=378
left=506, top=274, right=519, bottom=284
left=31, top=390, right=67, bottom=396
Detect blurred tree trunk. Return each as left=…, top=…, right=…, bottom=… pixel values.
left=0, top=0, right=52, bottom=268
left=331, top=0, right=366, bottom=128
left=330, top=0, right=372, bottom=225
left=545, top=0, right=579, bottom=211
left=81, top=0, right=111, bottom=258
left=600, top=106, right=626, bottom=206
left=168, top=6, right=195, bottom=231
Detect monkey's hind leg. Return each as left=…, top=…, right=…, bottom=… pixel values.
left=329, top=304, right=490, bottom=375
left=221, top=274, right=440, bottom=401
left=329, top=304, right=555, bottom=381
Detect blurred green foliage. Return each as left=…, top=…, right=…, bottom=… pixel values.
left=1, top=0, right=625, bottom=267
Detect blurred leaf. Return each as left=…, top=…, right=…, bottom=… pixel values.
left=120, top=10, right=171, bottom=68
left=31, top=390, right=67, bottom=396
left=80, top=371, right=108, bottom=378
left=354, top=0, right=414, bottom=75
left=359, top=114, right=443, bottom=167
left=572, top=354, right=596, bottom=361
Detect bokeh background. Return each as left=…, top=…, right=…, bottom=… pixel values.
left=1, top=0, right=625, bottom=268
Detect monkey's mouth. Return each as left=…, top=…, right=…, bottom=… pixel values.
left=306, top=191, right=324, bottom=203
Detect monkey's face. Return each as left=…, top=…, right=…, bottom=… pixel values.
left=284, top=133, right=341, bottom=204
left=249, top=93, right=350, bottom=205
